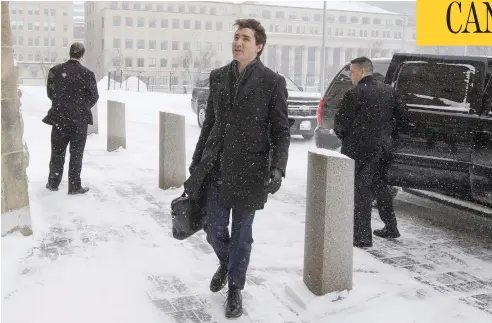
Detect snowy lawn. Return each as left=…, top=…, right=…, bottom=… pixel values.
left=1, top=85, right=490, bottom=323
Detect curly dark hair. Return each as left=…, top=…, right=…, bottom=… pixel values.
left=233, top=19, right=267, bottom=57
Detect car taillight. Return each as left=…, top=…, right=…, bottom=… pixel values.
left=317, top=97, right=325, bottom=128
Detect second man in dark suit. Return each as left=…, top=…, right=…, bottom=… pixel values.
left=334, top=56, right=406, bottom=248
left=43, top=42, right=99, bottom=194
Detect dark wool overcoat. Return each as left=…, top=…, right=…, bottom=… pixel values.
left=42, top=60, right=99, bottom=127
left=184, top=60, right=290, bottom=210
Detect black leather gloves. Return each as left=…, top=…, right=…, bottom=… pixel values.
left=266, top=168, right=283, bottom=194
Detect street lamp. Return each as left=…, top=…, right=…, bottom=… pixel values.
left=320, top=1, right=327, bottom=93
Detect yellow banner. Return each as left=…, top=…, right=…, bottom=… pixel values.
left=417, top=0, right=492, bottom=45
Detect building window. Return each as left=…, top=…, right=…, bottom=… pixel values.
left=44, top=37, right=49, bottom=46
left=195, top=20, right=201, bottom=29
left=149, top=18, right=156, bottom=28
left=172, top=19, right=179, bottom=29
left=206, top=21, right=212, bottom=30
left=101, top=39, right=104, bottom=49
left=113, top=38, right=121, bottom=48
left=262, top=10, right=271, bottom=19
left=138, top=17, right=145, bottom=28
left=339, top=16, right=347, bottom=23
left=125, top=17, right=133, bottom=27
left=190, top=6, right=196, bottom=13
left=137, top=39, right=144, bottom=49
left=200, top=6, right=206, bottom=14
left=216, top=43, right=222, bottom=52
left=28, top=23, right=33, bottom=31
left=133, top=3, right=140, bottom=10
left=18, top=36, right=23, bottom=45
left=125, top=57, right=132, bottom=67
left=125, top=39, right=133, bottom=49
left=373, top=18, right=382, bottom=25
left=51, top=38, right=55, bottom=46
left=34, top=37, right=40, bottom=46
left=183, top=42, right=190, bottom=50
left=179, top=4, right=185, bottom=13
left=28, top=37, right=33, bottom=46
left=184, top=20, right=190, bottom=29
left=362, top=17, right=370, bottom=24
left=50, top=9, right=55, bottom=16
left=28, top=54, right=33, bottom=61
left=160, top=58, right=167, bottom=68
left=145, top=4, right=152, bottom=11
left=149, top=58, right=156, bottom=67
left=110, top=2, right=118, bottom=9
left=50, top=23, right=55, bottom=31
left=149, top=40, right=156, bottom=50
left=161, top=19, right=168, bottom=28
left=216, top=21, right=223, bottom=31
left=44, top=8, right=49, bottom=15
left=63, top=24, right=68, bottom=32
left=137, top=58, right=144, bottom=67
left=276, top=12, right=285, bottom=19
left=34, top=22, right=39, bottom=30
left=113, top=16, right=121, bottom=26
left=63, top=38, right=68, bottom=47
left=122, top=2, right=129, bottom=10
left=160, top=41, right=168, bottom=50
left=63, top=8, right=68, bottom=16
left=172, top=41, right=179, bottom=50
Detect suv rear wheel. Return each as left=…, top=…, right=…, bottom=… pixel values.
left=197, top=102, right=206, bottom=128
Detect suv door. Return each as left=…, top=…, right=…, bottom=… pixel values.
left=470, top=73, right=492, bottom=205
left=385, top=53, right=488, bottom=195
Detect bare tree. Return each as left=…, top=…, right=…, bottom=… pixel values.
left=180, top=45, right=215, bottom=87
left=39, top=52, right=58, bottom=83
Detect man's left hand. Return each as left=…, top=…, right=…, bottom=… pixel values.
left=266, top=168, right=283, bottom=194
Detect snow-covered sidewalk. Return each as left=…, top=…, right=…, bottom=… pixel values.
left=2, top=87, right=491, bottom=323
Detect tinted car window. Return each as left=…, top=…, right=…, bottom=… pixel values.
left=323, top=62, right=390, bottom=108
left=395, top=62, right=474, bottom=112
left=324, top=65, right=351, bottom=108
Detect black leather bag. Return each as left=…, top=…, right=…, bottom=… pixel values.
left=170, top=191, right=205, bottom=240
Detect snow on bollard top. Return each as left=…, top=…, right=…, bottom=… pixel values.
left=308, top=148, right=350, bottom=159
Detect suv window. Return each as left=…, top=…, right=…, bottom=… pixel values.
left=396, top=62, right=474, bottom=112
left=323, top=61, right=390, bottom=108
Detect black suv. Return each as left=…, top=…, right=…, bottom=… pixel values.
left=315, top=53, right=492, bottom=205
left=190, top=72, right=321, bottom=139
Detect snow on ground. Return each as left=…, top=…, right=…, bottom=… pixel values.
left=2, top=86, right=491, bottom=323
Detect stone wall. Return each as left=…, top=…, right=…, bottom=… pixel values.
left=1, top=1, right=32, bottom=236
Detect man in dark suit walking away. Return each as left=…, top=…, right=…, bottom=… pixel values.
left=185, top=19, right=290, bottom=318
left=334, top=57, right=406, bottom=248
left=43, top=42, right=99, bottom=194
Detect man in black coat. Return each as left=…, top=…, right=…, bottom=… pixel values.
left=42, top=42, right=99, bottom=194
left=185, top=19, right=290, bottom=318
left=334, top=56, right=406, bottom=248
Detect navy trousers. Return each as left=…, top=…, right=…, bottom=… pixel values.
left=204, top=181, right=255, bottom=290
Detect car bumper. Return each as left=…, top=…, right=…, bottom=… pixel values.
left=314, top=127, right=342, bottom=150
left=288, top=117, right=317, bottom=136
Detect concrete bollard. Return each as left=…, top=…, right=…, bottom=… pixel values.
left=87, top=103, right=99, bottom=135
left=303, top=148, right=354, bottom=296
left=159, top=111, right=186, bottom=190
left=107, top=100, right=126, bottom=152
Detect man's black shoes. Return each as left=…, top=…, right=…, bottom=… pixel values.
left=68, top=187, right=90, bottom=195
left=225, top=288, right=243, bottom=318
left=45, top=183, right=59, bottom=191
left=374, top=226, right=401, bottom=239
left=210, top=264, right=228, bottom=293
